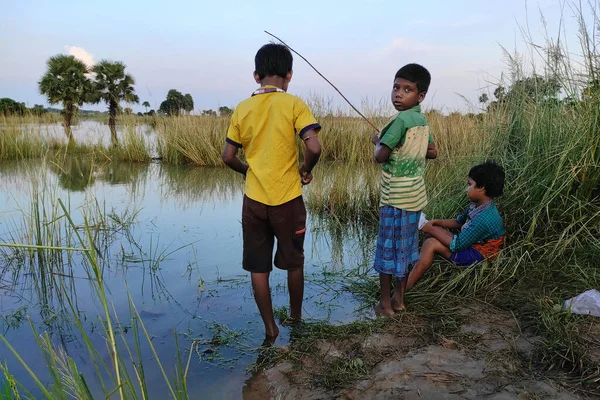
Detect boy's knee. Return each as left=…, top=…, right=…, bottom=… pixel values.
left=423, top=237, right=441, bottom=248
left=423, top=237, right=449, bottom=254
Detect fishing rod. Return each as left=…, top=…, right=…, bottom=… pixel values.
left=264, top=30, right=380, bottom=132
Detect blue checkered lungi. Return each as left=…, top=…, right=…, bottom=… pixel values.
left=373, top=206, right=420, bottom=278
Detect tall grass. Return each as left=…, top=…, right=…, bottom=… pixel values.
left=107, top=122, right=152, bottom=162
left=0, top=115, right=57, bottom=160
left=156, top=115, right=228, bottom=165
left=0, top=114, right=152, bottom=163
left=0, top=101, right=516, bottom=169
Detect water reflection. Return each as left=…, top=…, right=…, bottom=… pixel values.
left=46, top=157, right=151, bottom=192
left=158, top=164, right=243, bottom=206
left=98, top=161, right=150, bottom=187
left=48, top=157, right=96, bottom=191
left=310, top=216, right=376, bottom=269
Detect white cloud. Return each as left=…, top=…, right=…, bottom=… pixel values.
left=64, top=45, right=95, bottom=67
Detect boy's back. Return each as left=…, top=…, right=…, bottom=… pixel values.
left=227, top=89, right=319, bottom=206
left=221, top=43, right=322, bottom=344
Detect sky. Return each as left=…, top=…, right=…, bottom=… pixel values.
left=0, top=0, right=586, bottom=114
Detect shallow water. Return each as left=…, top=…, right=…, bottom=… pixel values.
left=20, top=119, right=159, bottom=156
left=0, top=158, right=376, bottom=398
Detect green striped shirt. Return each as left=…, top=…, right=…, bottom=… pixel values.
left=378, top=105, right=433, bottom=211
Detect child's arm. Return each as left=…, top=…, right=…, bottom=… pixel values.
left=426, top=142, right=437, bottom=159
left=371, top=134, right=393, bottom=163
left=424, top=207, right=474, bottom=247
left=431, top=219, right=461, bottom=230
left=447, top=219, right=491, bottom=252
left=371, top=117, right=405, bottom=164
left=221, top=143, right=249, bottom=176
left=299, top=129, right=322, bottom=185
left=222, top=109, right=248, bottom=175
left=422, top=222, right=454, bottom=246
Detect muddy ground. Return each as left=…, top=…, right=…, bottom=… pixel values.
left=243, top=304, right=597, bottom=399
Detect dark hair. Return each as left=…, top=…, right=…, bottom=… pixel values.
left=469, top=160, right=505, bottom=198
left=254, top=44, right=293, bottom=80
left=395, top=63, right=431, bottom=93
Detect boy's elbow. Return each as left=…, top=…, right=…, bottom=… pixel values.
left=427, top=150, right=438, bottom=159
left=374, top=153, right=387, bottom=164
left=221, top=150, right=234, bottom=165
left=314, top=146, right=322, bottom=159
left=374, top=144, right=391, bottom=164
left=306, top=139, right=322, bottom=158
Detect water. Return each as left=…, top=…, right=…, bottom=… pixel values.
left=22, top=119, right=160, bottom=157
left=0, top=156, right=376, bottom=398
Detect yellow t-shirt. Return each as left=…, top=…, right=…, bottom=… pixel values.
left=226, top=86, right=321, bottom=206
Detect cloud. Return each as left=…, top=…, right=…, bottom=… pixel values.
left=64, top=45, right=95, bottom=67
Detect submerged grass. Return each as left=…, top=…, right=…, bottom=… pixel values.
left=0, top=196, right=192, bottom=399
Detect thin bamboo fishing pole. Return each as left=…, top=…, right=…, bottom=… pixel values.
left=264, top=30, right=380, bottom=132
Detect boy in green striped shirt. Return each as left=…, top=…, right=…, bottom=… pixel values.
left=371, top=64, right=437, bottom=316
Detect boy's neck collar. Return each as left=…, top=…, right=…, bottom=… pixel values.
left=399, top=104, right=421, bottom=113
left=253, top=86, right=286, bottom=96
left=260, top=84, right=285, bottom=90
left=473, top=198, right=493, bottom=207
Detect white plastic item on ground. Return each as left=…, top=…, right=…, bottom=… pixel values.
left=564, top=289, right=600, bottom=317
left=418, top=212, right=429, bottom=230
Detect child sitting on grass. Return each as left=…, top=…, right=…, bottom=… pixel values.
left=406, top=160, right=506, bottom=290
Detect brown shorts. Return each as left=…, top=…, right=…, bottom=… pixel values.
left=242, top=195, right=306, bottom=273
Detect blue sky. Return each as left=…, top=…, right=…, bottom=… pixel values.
left=0, top=0, right=580, bottom=113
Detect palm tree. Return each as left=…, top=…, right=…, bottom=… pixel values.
left=91, top=60, right=139, bottom=145
left=142, top=101, right=150, bottom=113
left=39, top=55, right=92, bottom=143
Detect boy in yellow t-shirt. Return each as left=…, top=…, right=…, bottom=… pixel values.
left=221, top=43, right=322, bottom=345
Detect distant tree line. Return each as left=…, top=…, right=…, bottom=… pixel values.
left=201, top=106, right=233, bottom=117
left=27, top=54, right=235, bottom=146
left=0, top=98, right=47, bottom=116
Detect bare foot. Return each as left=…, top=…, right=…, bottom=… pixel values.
left=374, top=302, right=394, bottom=317
left=391, top=299, right=407, bottom=312
left=281, top=316, right=302, bottom=326
left=391, top=295, right=407, bottom=311
left=263, top=326, right=279, bottom=347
